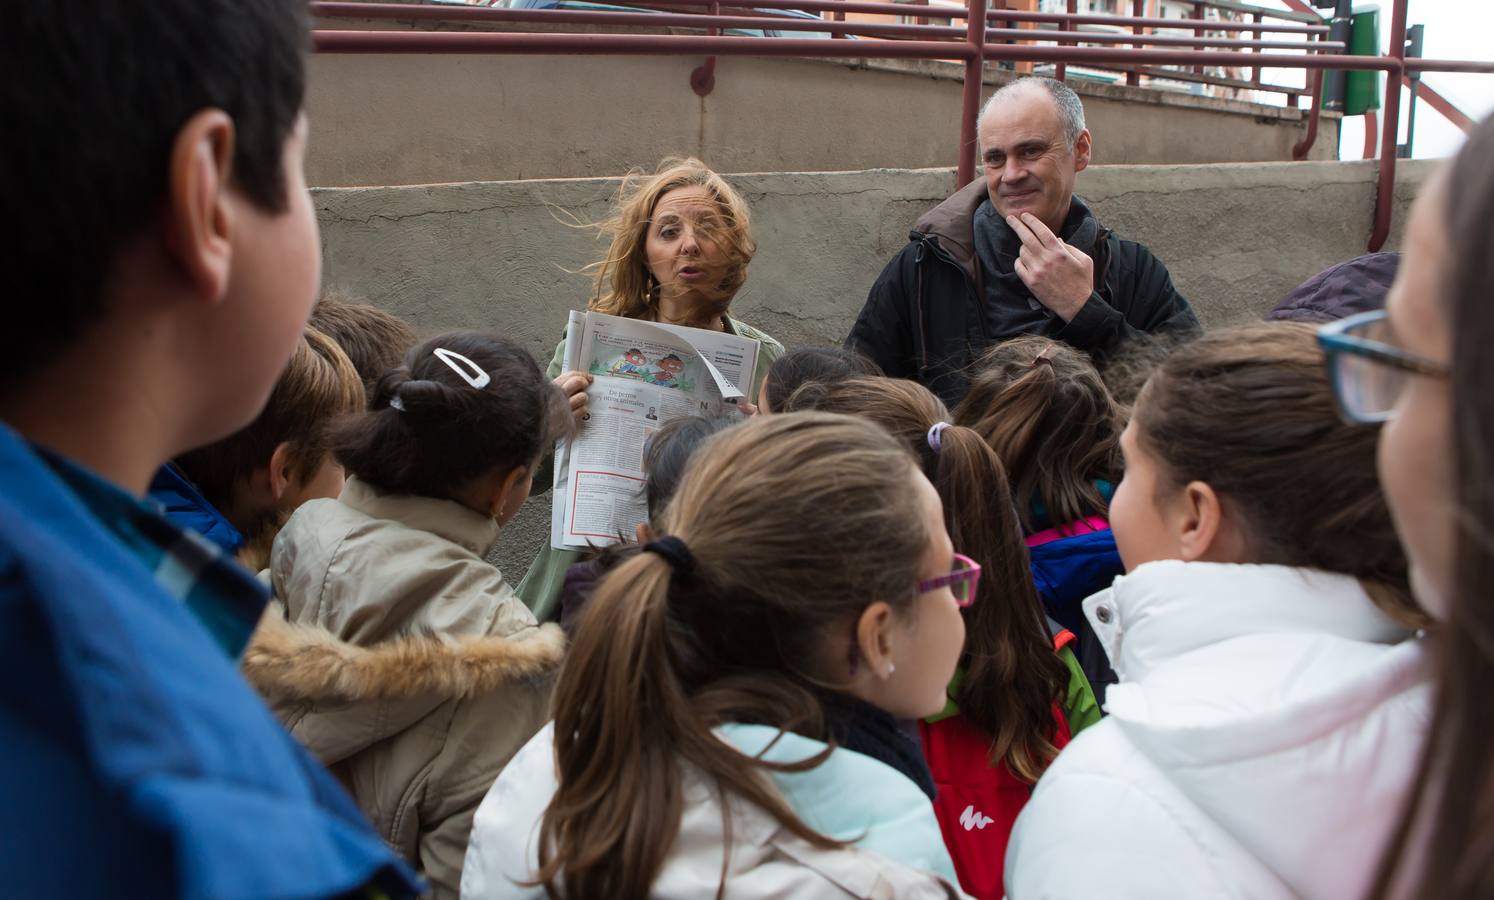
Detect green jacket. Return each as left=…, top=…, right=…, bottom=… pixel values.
left=927, top=645, right=1100, bottom=737
left=517, top=316, right=785, bottom=621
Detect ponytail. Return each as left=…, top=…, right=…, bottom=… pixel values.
left=933, top=424, right=1068, bottom=781
left=955, top=336, right=1120, bottom=531
left=536, top=552, right=689, bottom=898
left=329, top=331, right=570, bottom=500
left=535, top=413, right=930, bottom=898
left=785, top=378, right=1069, bottom=782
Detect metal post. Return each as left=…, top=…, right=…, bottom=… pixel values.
left=1368, top=0, right=1407, bottom=251
left=690, top=0, right=719, bottom=94
left=1250, top=10, right=1263, bottom=85
left=1127, top=0, right=1144, bottom=86
left=1322, top=0, right=1351, bottom=111
left=1398, top=23, right=1424, bottom=157
left=1192, top=1, right=1205, bottom=75
left=1293, top=52, right=1323, bottom=159
left=957, top=0, right=988, bottom=185
left=1055, top=0, right=1077, bottom=82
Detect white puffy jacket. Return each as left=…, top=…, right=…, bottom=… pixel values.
left=1005, top=560, right=1431, bottom=900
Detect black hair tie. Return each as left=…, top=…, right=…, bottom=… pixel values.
left=644, top=536, right=696, bottom=578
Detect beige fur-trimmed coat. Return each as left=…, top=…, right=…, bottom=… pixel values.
left=242, top=478, right=564, bottom=900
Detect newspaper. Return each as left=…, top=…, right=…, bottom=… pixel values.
left=549, top=311, right=762, bottom=550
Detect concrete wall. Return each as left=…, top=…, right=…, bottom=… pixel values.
left=314, top=158, right=1434, bottom=579
left=305, top=51, right=1340, bottom=187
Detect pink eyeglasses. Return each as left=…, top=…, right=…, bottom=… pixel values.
left=917, top=552, right=981, bottom=608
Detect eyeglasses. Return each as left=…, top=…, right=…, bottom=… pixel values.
left=1317, top=309, right=1450, bottom=426
left=917, top=552, right=981, bottom=608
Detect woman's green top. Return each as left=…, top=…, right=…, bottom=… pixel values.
left=515, top=316, right=785, bottom=621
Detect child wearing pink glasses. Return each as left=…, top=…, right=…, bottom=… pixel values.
left=463, top=413, right=969, bottom=898
left=783, top=375, right=1098, bottom=900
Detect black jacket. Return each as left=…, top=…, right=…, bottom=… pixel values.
left=847, top=180, right=1199, bottom=406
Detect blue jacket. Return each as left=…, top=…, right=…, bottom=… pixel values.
left=0, top=424, right=420, bottom=899
left=1027, top=518, right=1125, bottom=707
left=1029, top=527, right=1124, bottom=635
left=149, top=462, right=244, bottom=555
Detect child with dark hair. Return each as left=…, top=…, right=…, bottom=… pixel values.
left=309, top=290, right=420, bottom=398
left=760, top=346, right=883, bottom=413
left=0, top=3, right=419, bottom=896
left=955, top=335, right=1126, bottom=701
left=150, top=326, right=365, bottom=571
left=557, top=414, right=735, bottom=636
left=243, top=332, right=571, bottom=898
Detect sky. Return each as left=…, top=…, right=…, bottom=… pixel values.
left=1262, top=1, right=1494, bottom=159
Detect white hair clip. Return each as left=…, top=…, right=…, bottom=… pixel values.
left=433, top=347, right=491, bottom=389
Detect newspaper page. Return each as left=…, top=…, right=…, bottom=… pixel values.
left=550, top=312, right=761, bottom=550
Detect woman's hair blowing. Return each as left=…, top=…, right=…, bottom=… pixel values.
left=536, top=413, right=930, bottom=898
left=785, top=376, right=1067, bottom=782
left=955, top=336, right=1121, bottom=531
left=584, top=157, right=755, bottom=319
left=1133, top=322, right=1423, bottom=629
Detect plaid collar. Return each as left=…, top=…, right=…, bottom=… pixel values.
left=39, top=450, right=268, bottom=659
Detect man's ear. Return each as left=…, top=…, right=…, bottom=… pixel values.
left=161, top=109, right=237, bottom=307
left=268, top=441, right=296, bottom=503
left=1177, top=480, right=1223, bottom=563
left=1073, top=128, right=1093, bottom=174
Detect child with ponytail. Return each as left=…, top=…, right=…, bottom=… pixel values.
left=786, top=376, right=1097, bottom=899
left=463, top=413, right=969, bottom=899
left=955, top=336, right=1125, bottom=700
left=242, top=332, right=571, bottom=899
left=1005, top=323, right=1431, bottom=900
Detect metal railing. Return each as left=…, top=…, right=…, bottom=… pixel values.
left=311, top=0, right=1494, bottom=250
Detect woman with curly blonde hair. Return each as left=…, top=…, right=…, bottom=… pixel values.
left=519, top=158, right=785, bottom=620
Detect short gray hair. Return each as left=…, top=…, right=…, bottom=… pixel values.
left=977, top=76, right=1087, bottom=149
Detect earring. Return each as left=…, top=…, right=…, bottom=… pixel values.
left=884, top=662, right=896, bottom=680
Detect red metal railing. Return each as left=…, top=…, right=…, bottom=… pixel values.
left=311, top=0, right=1494, bottom=251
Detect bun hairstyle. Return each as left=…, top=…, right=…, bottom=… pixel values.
left=329, top=331, right=570, bottom=500
left=955, top=336, right=1121, bottom=531
left=536, top=413, right=931, bottom=899
left=1133, top=322, right=1425, bottom=629
left=762, top=347, right=882, bottom=414
left=785, top=376, right=1067, bottom=782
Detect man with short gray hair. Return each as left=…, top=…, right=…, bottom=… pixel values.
left=848, top=76, right=1198, bottom=405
